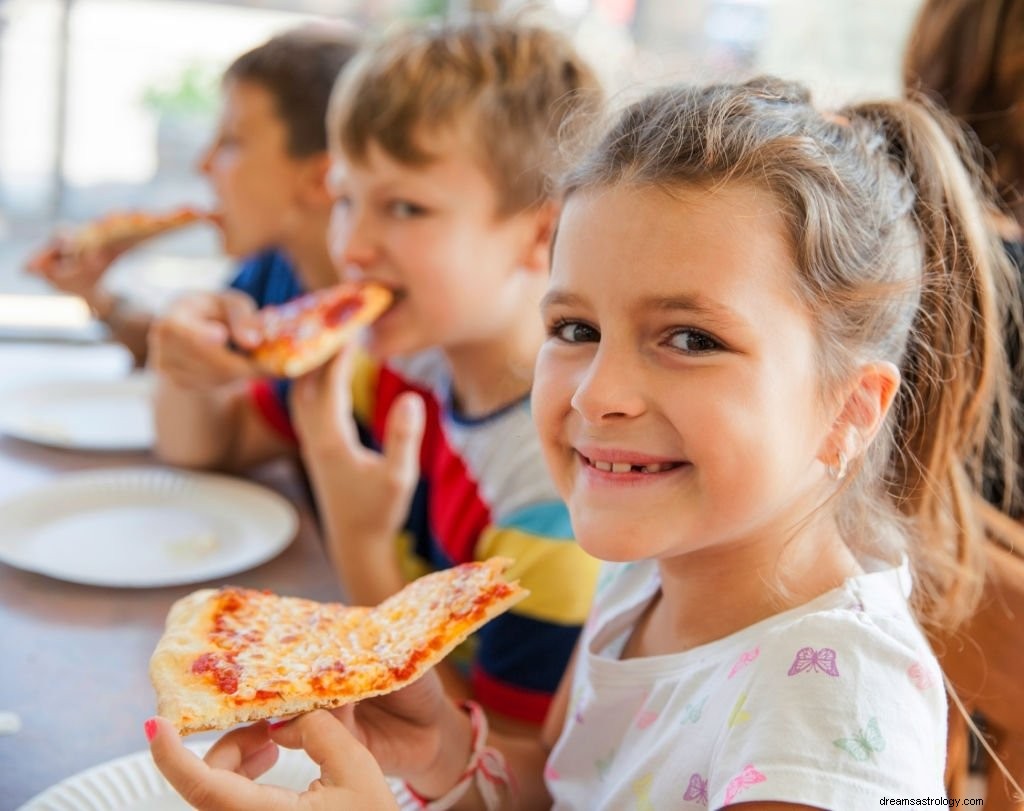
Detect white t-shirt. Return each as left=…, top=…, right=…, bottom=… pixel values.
left=545, top=559, right=947, bottom=809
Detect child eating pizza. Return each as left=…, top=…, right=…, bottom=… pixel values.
left=149, top=18, right=605, bottom=734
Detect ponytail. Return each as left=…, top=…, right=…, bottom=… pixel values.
left=845, top=96, right=1021, bottom=627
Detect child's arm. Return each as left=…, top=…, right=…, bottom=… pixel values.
left=150, top=290, right=297, bottom=470
left=291, top=350, right=423, bottom=604
left=26, top=242, right=151, bottom=365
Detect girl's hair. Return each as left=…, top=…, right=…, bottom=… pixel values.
left=903, top=0, right=1024, bottom=227
left=225, top=24, right=360, bottom=158
left=562, top=77, right=1021, bottom=629
left=327, top=18, right=603, bottom=217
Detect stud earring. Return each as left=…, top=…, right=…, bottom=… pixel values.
left=828, top=450, right=848, bottom=481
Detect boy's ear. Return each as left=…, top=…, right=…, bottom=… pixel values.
left=818, top=361, right=901, bottom=470
left=517, top=200, right=561, bottom=274
left=297, top=152, right=334, bottom=209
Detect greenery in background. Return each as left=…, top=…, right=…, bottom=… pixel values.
left=403, top=0, right=450, bottom=19
left=141, top=64, right=219, bottom=119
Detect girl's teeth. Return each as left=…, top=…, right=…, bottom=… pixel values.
left=589, top=459, right=676, bottom=474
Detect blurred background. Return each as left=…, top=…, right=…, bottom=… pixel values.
left=0, top=0, right=921, bottom=313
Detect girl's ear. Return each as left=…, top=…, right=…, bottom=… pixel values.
left=819, top=361, right=901, bottom=470
left=517, top=200, right=561, bottom=274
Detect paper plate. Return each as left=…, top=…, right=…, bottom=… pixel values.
left=0, top=467, right=298, bottom=587
left=17, top=743, right=418, bottom=810
left=0, top=375, right=154, bottom=452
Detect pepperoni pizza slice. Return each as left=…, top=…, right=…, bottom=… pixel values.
left=249, top=281, right=392, bottom=378
left=150, top=558, right=527, bottom=734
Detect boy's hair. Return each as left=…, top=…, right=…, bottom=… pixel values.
left=562, top=77, right=1022, bottom=629
left=225, top=24, right=360, bottom=158
left=327, top=18, right=602, bottom=216
left=903, top=0, right=1024, bottom=224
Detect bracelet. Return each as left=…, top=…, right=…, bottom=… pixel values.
left=405, top=700, right=512, bottom=811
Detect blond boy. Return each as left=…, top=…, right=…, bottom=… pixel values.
left=152, top=19, right=603, bottom=732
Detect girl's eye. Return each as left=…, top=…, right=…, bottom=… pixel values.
left=551, top=320, right=599, bottom=343
left=667, top=328, right=720, bottom=354
left=389, top=200, right=427, bottom=219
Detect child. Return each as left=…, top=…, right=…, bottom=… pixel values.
left=26, top=25, right=358, bottom=368
left=148, top=76, right=1020, bottom=808
left=153, top=19, right=605, bottom=732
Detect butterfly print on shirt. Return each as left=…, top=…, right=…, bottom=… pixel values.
left=724, top=764, right=766, bottom=804
left=787, top=646, right=840, bottom=677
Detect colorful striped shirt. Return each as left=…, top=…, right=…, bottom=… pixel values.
left=254, top=347, right=600, bottom=724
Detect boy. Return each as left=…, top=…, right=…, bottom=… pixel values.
left=28, top=25, right=358, bottom=368
left=151, top=19, right=603, bottom=733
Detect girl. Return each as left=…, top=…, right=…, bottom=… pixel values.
left=147, top=76, right=1020, bottom=809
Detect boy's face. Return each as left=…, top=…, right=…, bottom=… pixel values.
left=199, top=79, right=318, bottom=258
left=326, top=133, right=541, bottom=358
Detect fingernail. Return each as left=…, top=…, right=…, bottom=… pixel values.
left=269, top=719, right=290, bottom=730
left=144, top=718, right=158, bottom=742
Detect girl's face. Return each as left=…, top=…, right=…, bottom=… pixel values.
left=534, top=182, right=835, bottom=565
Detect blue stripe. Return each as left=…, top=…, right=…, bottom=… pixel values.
left=475, top=610, right=581, bottom=693
left=497, top=501, right=574, bottom=540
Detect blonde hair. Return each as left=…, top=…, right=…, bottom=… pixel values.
left=562, top=77, right=1021, bottom=629
left=327, top=18, right=602, bottom=217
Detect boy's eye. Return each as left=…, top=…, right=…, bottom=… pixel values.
left=551, top=320, right=599, bottom=343
left=389, top=200, right=426, bottom=219
left=666, top=328, right=720, bottom=353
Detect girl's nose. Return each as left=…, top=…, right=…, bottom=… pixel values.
left=570, top=345, right=646, bottom=422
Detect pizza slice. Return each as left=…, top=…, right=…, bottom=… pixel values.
left=249, top=281, right=392, bottom=378
left=150, top=557, right=527, bottom=735
left=64, top=206, right=208, bottom=256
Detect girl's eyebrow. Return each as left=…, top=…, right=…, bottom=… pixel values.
left=541, top=289, right=746, bottom=329
left=640, top=294, right=745, bottom=327
left=540, top=289, right=583, bottom=310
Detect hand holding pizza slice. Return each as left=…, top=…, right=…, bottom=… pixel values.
left=246, top=281, right=392, bottom=378
left=150, top=557, right=527, bottom=735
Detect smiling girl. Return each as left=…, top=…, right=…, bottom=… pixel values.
left=148, top=76, right=1020, bottom=810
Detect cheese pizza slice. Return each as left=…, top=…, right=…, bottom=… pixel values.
left=150, top=558, right=527, bottom=734
left=65, top=206, right=207, bottom=256
left=249, top=281, right=392, bottom=378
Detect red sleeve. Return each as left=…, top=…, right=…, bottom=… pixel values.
left=248, top=378, right=299, bottom=444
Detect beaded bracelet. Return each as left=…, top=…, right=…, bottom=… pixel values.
left=405, top=700, right=512, bottom=811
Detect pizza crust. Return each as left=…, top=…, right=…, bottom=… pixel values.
left=150, top=558, right=527, bottom=734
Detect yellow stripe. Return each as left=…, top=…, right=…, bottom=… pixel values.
left=477, top=527, right=600, bottom=625
left=350, top=350, right=380, bottom=426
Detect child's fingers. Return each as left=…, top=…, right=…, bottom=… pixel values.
left=202, top=721, right=280, bottom=779
left=270, top=711, right=396, bottom=801
left=383, top=392, right=426, bottom=490
left=146, top=717, right=269, bottom=811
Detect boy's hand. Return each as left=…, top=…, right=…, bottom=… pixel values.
left=147, top=711, right=400, bottom=811
left=25, top=241, right=121, bottom=305
left=292, top=348, right=425, bottom=555
left=149, top=291, right=263, bottom=390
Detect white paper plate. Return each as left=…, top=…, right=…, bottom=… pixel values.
left=18, top=743, right=418, bottom=810
left=0, top=375, right=154, bottom=451
left=0, top=467, right=298, bottom=587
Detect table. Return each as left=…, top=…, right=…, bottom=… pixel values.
left=0, top=344, right=339, bottom=809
